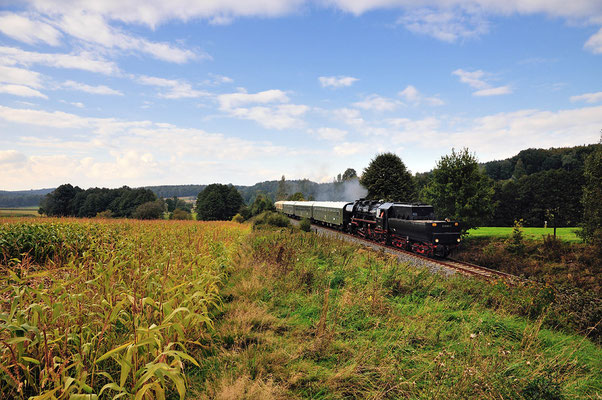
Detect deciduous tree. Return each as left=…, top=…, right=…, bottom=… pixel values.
left=360, top=153, right=416, bottom=201
left=423, top=148, right=494, bottom=232
left=196, top=184, right=244, bottom=221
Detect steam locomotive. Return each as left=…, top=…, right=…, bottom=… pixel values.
left=275, top=199, right=461, bottom=257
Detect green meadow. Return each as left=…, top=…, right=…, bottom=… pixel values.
left=467, top=227, right=582, bottom=243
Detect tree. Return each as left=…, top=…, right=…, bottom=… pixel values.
left=132, top=200, right=165, bottom=220
left=342, top=168, right=358, bottom=181
left=360, top=153, right=416, bottom=201
left=39, top=184, right=83, bottom=216
left=513, top=159, right=527, bottom=179
left=166, top=196, right=191, bottom=212
left=580, top=142, right=602, bottom=243
left=196, top=184, right=244, bottom=221
left=422, top=148, right=494, bottom=232
left=287, top=192, right=305, bottom=201
left=276, top=175, right=288, bottom=201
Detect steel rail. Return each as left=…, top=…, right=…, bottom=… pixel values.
left=304, top=220, right=518, bottom=283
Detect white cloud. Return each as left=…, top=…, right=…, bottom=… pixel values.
left=0, top=150, right=27, bottom=165
left=207, top=73, right=234, bottom=85
left=452, top=69, right=489, bottom=89
left=438, top=106, right=602, bottom=159
left=333, top=107, right=365, bottom=127
left=217, top=89, right=289, bottom=109
left=62, top=80, right=123, bottom=96
left=0, top=13, right=62, bottom=45
left=453, top=68, right=512, bottom=96
left=319, top=76, right=358, bottom=88
left=353, top=94, right=399, bottom=111
left=328, top=0, right=602, bottom=23
left=227, top=104, right=309, bottom=129
left=309, top=127, right=348, bottom=140
left=585, top=28, right=602, bottom=54
left=398, top=85, right=419, bottom=102
left=0, top=104, right=291, bottom=188
left=0, top=105, right=92, bottom=128
left=14, top=0, right=602, bottom=57
left=27, top=0, right=304, bottom=27
left=0, top=84, right=47, bottom=98
left=0, top=46, right=119, bottom=75
left=398, top=8, right=488, bottom=42
left=570, top=91, right=602, bottom=103
left=333, top=142, right=363, bottom=156
left=55, top=10, right=199, bottom=63
left=473, top=86, right=512, bottom=96
left=0, top=64, right=43, bottom=88
left=137, top=75, right=208, bottom=99
left=215, top=88, right=307, bottom=129
left=398, top=85, right=444, bottom=105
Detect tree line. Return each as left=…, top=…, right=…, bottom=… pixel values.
left=39, top=185, right=164, bottom=219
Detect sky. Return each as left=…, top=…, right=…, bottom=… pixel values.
left=0, top=0, right=601, bottom=191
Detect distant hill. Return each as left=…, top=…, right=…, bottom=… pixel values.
left=482, top=144, right=597, bottom=180
left=0, top=179, right=366, bottom=208
left=0, top=188, right=54, bottom=207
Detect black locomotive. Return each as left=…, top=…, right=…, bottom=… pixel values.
left=276, top=199, right=461, bottom=257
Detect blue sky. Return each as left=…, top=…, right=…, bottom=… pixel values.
left=1, top=1, right=601, bottom=190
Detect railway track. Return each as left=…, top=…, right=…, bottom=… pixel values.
left=302, top=220, right=518, bottom=283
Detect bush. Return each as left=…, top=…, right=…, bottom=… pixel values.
left=95, top=210, right=113, bottom=219
left=252, top=211, right=290, bottom=229
left=505, top=219, right=525, bottom=254
left=170, top=208, right=192, bottom=220
left=299, top=217, right=311, bottom=232
left=132, top=200, right=165, bottom=220
left=232, top=213, right=245, bottom=223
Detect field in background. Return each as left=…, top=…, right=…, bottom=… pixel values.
left=0, top=207, right=40, bottom=217
left=467, top=226, right=582, bottom=242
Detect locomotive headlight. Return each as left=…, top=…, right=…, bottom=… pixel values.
left=457, top=238, right=461, bottom=242
left=435, top=238, right=439, bottom=243
left=432, top=223, right=437, bottom=227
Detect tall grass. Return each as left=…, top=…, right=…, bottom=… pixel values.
left=0, top=218, right=248, bottom=399
left=194, top=228, right=602, bottom=399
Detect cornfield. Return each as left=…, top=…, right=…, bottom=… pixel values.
left=0, top=218, right=248, bottom=399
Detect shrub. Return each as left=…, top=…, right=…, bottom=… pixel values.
left=252, top=211, right=290, bottom=229
left=170, top=208, right=192, bottom=220
left=96, top=210, right=113, bottom=219
left=505, top=219, right=525, bottom=254
left=299, top=217, right=311, bottom=232
left=132, top=200, right=165, bottom=220
left=232, top=213, right=245, bottom=223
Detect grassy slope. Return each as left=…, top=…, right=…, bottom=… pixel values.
left=191, top=228, right=601, bottom=399
left=467, top=227, right=581, bottom=243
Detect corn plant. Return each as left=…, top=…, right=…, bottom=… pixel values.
left=0, top=218, right=248, bottom=399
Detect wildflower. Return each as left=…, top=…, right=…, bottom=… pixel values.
left=470, top=333, right=476, bottom=339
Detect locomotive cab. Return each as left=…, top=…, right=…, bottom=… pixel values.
left=387, top=204, right=461, bottom=257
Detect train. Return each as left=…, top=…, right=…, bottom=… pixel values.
left=275, top=199, right=461, bottom=257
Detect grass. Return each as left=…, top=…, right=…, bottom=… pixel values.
left=467, top=227, right=582, bottom=243
left=191, top=228, right=602, bottom=399
left=0, top=207, right=40, bottom=217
